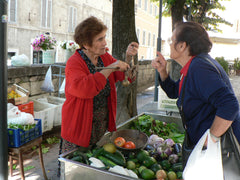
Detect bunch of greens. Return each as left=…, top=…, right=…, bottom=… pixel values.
left=8, top=124, right=36, bottom=131
left=131, top=114, right=184, bottom=144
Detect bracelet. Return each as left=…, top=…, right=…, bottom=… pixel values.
left=210, top=131, right=220, bottom=142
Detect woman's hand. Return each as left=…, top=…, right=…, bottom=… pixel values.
left=100, top=60, right=129, bottom=78
left=126, top=42, right=139, bottom=56
left=126, top=42, right=139, bottom=63
left=108, top=60, right=130, bottom=72
left=152, top=51, right=168, bottom=81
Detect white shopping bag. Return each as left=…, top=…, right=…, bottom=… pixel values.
left=41, top=66, right=54, bottom=92
left=183, top=129, right=224, bottom=180
left=59, top=78, right=65, bottom=94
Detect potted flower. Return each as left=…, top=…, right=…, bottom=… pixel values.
left=32, top=33, right=57, bottom=64
left=60, top=40, right=79, bottom=52
left=60, top=40, right=79, bottom=61
left=233, top=58, right=240, bottom=76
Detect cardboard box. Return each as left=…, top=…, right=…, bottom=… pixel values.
left=7, top=84, right=29, bottom=105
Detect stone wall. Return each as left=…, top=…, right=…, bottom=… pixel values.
left=7, top=61, right=155, bottom=96
left=137, top=60, right=156, bottom=92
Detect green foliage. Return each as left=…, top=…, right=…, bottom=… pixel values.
left=12, top=164, right=17, bottom=170
left=189, top=0, right=232, bottom=32
left=131, top=114, right=184, bottom=143
left=46, top=136, right=60, bottom=144
left=24, top=166, right=35, bottom=171
left=41, top=144, right=50, bottom=154
left=215, top=56, right=229, bottom=74
left=233, top=58, right=240, bottom=70
left=150, top=0, right=232, bottom=32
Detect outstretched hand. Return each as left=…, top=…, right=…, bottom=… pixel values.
left=126, top=42, right=139, bottom=57
left=151, top=51, right=168, bottom=81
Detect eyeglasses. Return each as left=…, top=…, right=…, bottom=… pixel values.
left=167, top=37, right=173, bottom=45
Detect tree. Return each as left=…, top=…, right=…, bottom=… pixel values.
left=184, top=0, right=232, bottom=32
left=152, top=0, right=232, bottom=31
left=112, top=0, right=138, bottom=125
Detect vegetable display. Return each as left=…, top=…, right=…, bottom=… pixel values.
left=66, top=114, right=184, bottom=180
left=131, top=115, right=184, bottom=144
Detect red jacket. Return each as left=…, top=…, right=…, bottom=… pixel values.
left=61, top=50, right=125, bottom=147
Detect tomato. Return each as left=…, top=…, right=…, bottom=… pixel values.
left=114, top=137, right=126, bottom=147
left=124, top=141, right=136, bottom=149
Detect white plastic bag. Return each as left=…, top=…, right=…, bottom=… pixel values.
left=59, top=78, right=65, bottom=94
left=11, top=54, right=31, bottom=66
left=7, top=103, right=35, bottom=125
left=7, top=103, right=21, bottom=119
left=183, top=129, right=224, bottom=180
left=41, top=66, right=54, bottom=92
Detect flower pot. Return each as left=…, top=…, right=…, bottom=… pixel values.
left=65, top=50, right=74, bottom=62
left=42, top=50, right=56, bottom=64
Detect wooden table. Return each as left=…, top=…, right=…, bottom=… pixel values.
left=8, top=136, right=48, bottom=180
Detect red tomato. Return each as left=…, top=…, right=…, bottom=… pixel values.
left=123, top=141, right=136, bottom=149
left=114, top=137, right=126, bottom=147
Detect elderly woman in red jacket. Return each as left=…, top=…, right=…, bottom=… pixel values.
left=60, top=16, right=139, bottom=153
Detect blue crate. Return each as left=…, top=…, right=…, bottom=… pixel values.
left=8, top=119, right=42, bottom=148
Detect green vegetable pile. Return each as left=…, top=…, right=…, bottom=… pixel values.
left=130, top=115, right=184, bottom=144
left=8, top=124, right=36, bottom=131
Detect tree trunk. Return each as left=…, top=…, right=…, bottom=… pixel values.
left=171, top=0, right=186, bottom=29
left=112, top=0, right=138, bottom=125
left=170, top=0, right=186, bottom=81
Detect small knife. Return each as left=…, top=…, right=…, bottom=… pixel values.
left=95, top=67, right=120, bottom=70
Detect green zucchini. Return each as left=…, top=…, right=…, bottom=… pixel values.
left=97, top=156, right=117, bottom=167
left=101, top=150, right=126, bottom=166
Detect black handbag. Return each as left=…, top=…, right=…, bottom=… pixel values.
left=179, top=56, right=240, bottom=179
left=221, top=127, right=240, bottom=180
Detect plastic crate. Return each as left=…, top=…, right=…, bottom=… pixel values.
left=30, top=95, right=65, bottom=127
left=8, top=119, right=42, bottom=148
left=31, top=100, right=55, bottom=133
left=17, top=101, right=34, bottom=116
left=158, top=86, right=178, bottom=112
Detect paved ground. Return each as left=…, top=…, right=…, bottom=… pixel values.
left=8, top=75, right=240, bottom=180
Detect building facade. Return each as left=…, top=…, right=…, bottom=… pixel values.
left=7, top=0, right=240, bottom=65
left=7, top=0, right=113, bottom=64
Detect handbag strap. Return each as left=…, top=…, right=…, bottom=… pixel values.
left=180, top=56, right=223, bottom=130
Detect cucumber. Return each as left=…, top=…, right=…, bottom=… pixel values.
left=92, top=147, right=104, bottom=157
left=101, top=150, right=126, bottom=166
left=98, top=156, right=117, bottom=167
left=71, top=156, right=83, bottom=162
left=71, top=151, right=89, bottom=165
